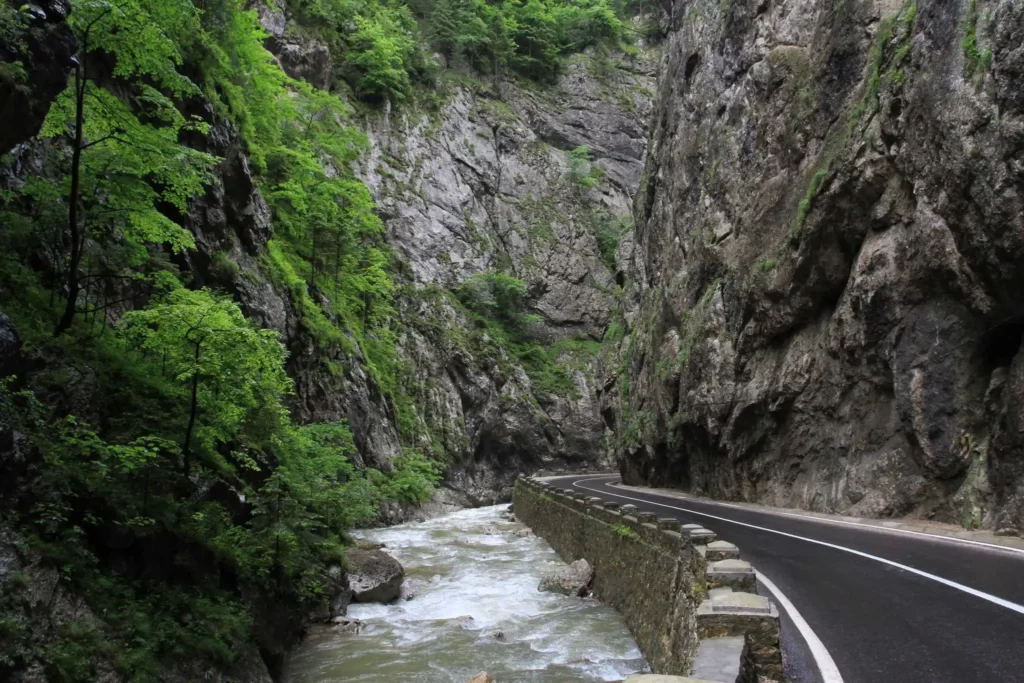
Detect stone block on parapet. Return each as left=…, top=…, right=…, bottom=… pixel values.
left=657, top=517, right=681, bottom=531
left=697, top=592, right=781, bottom=683
left=624, top=676, right=719, bottom=683
left=691, top=635, right=744, bottom=683
left=682, top=523, right=703, bottom=531
left=603, top=501, right=620, bottom=511
left=707, top=559, right=756, bottom=593
left=687, top=528, right=717, bottom=543
left=624, top=675, right=719, bottom=683
left=637, top=511, right=657, bottom=524
left=621, top=504, right=638, bottom=515
left=704, top=541, right=739, bottom=561
left=587, top=497, right=602, bottom=505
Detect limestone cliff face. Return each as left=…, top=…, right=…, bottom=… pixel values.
left=200, top=7, right=657, bottom=509
left=605, top=0, right=1024, bottom=535
left=356, top=59, right=655, bottom=505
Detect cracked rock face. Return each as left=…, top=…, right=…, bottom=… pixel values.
left=358, top=54, right=655, bottom=340
left=344, top=55, right=655, bottom=504
left=243, top=3, right=656, bottom=509
left=605, top=0, right=1024, bottom=535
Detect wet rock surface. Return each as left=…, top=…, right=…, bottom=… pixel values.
left=604, top=0, right=1024, bottom=535
left=346, top=549, right=405, bottom=603
left=538, top=558, right=594, bottom=596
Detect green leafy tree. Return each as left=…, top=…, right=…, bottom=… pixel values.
left=345, top=15, right=415, bottom=101
left=121, top=288, right=292, bottom=474
left=455, top=271, right=529, bottom=326
left=40, top=0, right=216, bottom=336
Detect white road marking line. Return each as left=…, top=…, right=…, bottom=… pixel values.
left=568, top=475, right=1024, bottom=618
left=607, top=481, right=1024, bottom=557
left=756, top=569, right=845, bottom=683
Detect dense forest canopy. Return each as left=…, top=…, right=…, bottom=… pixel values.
left=0, top=0, right=647, bottom=678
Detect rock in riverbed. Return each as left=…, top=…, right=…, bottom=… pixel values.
left=346, top=549, right=404, bottom=603
left=538, top=558, right=592, bottom=596
left=467, top=673, right=494, bottom=683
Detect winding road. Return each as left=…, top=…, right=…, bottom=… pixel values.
left=544, top=474, right=1024, bottom=683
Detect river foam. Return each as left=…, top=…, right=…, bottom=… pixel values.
left=284, top=505, right=648, bottom=682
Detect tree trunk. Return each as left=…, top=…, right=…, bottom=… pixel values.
left=54, top=63, right=87, bottom=336
left=182, top=342, right=201, bottom=475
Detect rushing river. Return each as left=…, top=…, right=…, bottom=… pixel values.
left=284, top=505, right=648, bottom=682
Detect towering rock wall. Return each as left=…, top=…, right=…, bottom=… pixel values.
left=255, top=2, right=657, bottom=507
left=355, top=57, right=655, bottom=505
left=605, top=0, right=1024, bottom=535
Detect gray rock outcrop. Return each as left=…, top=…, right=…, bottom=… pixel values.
left=604, top=0, right=1024, bottom=535
left=346, top=549, right=405, bottom=603
left=0, top=0, right=76, bottom=156
left=538, top=558, right=593, bottom=596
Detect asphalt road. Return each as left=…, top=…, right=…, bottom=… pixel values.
left=545, top=474, right=1024, bottom=683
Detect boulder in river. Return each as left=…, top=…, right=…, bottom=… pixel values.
left=538, top=558, right=593, bottom=596
left=467, top=673, right=494, bottom=683
left=346, top=549, right=404, bottom=603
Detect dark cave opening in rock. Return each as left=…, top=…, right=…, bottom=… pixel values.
left=684, top=53, right=699, bottom=85
left=649, top=442, right=691, bottom=490
left=979, top=318, right=1024, bottom=369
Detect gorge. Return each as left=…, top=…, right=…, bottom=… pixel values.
left=1, top=0, right=1023, bottom=680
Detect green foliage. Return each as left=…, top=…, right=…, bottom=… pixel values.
left=0, top=0, right=452, bottom=678
left=793, top=167, right=828, bottom=239
left=346, top=14, right=417, bottom=101
left=451, top=271, right=581, bottom=397
left=962, top=0, right=993, bottom=79
left=121, top=288, right=292, bottom=468
left=756, top=258, right=778, bottom=273
left=455, top=271, right=529, bottom=324
left=379, top=450, right=444, bottom=504
left=567, top=145, right=604, bottom=191
left=611, top=522, right=638, bottom=539
left=592, top=212, right=630, bottom=272
left=0, top=4, right=31, bottom=86
left=604, top=320, right=625, bottom=343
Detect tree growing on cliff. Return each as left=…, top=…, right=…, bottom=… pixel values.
left=40, top=0, right=216, bottom=336
left=120, top=288, right=291, bottom=475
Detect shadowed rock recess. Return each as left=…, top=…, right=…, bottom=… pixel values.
left=602, top=0, right=1024, bottom=536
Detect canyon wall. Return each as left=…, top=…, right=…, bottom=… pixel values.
left=603, top=0, right=1024, bottom=535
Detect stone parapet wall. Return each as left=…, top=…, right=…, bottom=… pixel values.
left=514, top=477, right=784, bottom=682
left=514, top=478, right=703, bottom=675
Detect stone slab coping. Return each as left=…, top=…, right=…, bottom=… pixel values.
left=681, top=523, right=703, bottom=530
left=621, top=504, right=639, bottom=513
left=692, top=636, right=744, bottom=682
left=707, top=587, right=734, bottom=600
left=613, top=481, right=1024, bottom=553
left=658, top=518, right=681, bottom=530
left=707, top=559, right=753, bottom=576
left=698, top=591, right=777, bottom=616
left=706, top=540, right=738, bottom=552
left=624, top=676, right=719, bottom=683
